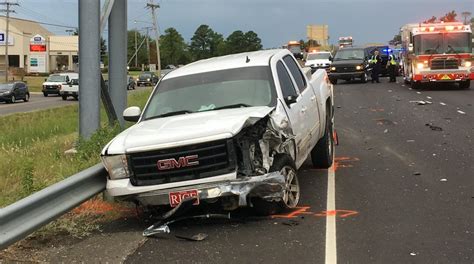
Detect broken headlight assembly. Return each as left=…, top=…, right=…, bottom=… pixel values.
left=101, top=155, right=130, bottom=180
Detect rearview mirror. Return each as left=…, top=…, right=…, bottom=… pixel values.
left=284, top=95, right=297, bottom=106
left=123, top=106, right=141, bottom=122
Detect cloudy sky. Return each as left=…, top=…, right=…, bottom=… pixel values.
left=14, top=0, right=474, bottom=48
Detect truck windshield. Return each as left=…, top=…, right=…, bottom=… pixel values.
left=143, top=66, right=276, bottom=119
left=307, top=53, right=331, bottom=60
left=414, top=33, right=472, bottom=54
left=47, top=75, right=67, bottom=82
left=334, top=49, right=364, bottom=60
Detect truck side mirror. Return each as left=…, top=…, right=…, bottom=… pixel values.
left=123, top=106, right=141, bottom=122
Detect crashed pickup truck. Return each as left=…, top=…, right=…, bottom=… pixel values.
left=101, top=49, right=334, bottom=215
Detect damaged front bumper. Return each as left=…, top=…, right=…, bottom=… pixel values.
left=115, top=172, right=286, bottom=207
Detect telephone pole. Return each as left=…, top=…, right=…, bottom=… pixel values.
left=146, top=0, right=160, bottom=74
left=0, top=0, right=19, bottom=83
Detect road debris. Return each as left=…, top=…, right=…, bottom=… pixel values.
left=426, top=96, right=432, bottom=99
left=413, top=172, right=421, bottom=176
left=440, top=102, right=447, bottom=106
left=416, top=92, right=421, bottom=94
left=175, top=233, right=208, bottom=241
left=384, top=129, right=389, bottom=133
left=440, top=178, right=447, bottom=182
left=410, top=100, right=432, bottom=105
left=425, top=123, right=443, bottom=131
left=282, top=220, right=300, bottom=226
left=407, top=140, right=415, bottom=143
left=410, top=252, right=417, bottom=256
left=457, top=110, right=466, bottom=115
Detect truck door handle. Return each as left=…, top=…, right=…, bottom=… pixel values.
left=301, top=107, right=307, bottom=114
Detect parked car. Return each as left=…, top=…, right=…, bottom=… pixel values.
left=305, top=51, right=333, bottom=72
left=42, top=72, right=79, bottom=96
left=60, top=78, right=79, bottom=100
left=0, top=82, right=30, bottom=104
left=329, top=46, right=372, bottom=84
left=127, top=75, right=136, bottom=90
left=137, top=72, right=159, bottom=86
left=101, top=49, right=334, bottom=216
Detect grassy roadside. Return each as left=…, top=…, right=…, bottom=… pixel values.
left=0, top=89, right=152, bottom=207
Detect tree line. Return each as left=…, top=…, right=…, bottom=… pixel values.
left=127, top=24, right=262, bottom=69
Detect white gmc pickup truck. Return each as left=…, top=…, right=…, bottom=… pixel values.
left=101, top=49, right=334, bottom=215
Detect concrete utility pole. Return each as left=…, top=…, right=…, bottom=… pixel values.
left=79, top=0, right=101, bottom=138
left=146, top=0, right=160, bottom=73
left=0, top=0, right=18, bottom=83
left=108, top=0, right=127, bottom=126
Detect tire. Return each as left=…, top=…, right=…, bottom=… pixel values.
left=73, top=95, right=78, bottom=100
left=62, top=95, right=68, bottom=101
left=311, top=113, right=334, bottom=169
left=23, top=93, right=30, bottom=102
left=459, top=81, right=470, bottom=89
left=411, top=80, right=422, bottom=90
left=43, top=92, right=48, bottom=97
left=361, top=73, right=368, bottom=83
left=330, top=78, right=337, bottom=85
left=252, top=154, right=300, bottom=216
left=10, top=95, right=16, bottom=104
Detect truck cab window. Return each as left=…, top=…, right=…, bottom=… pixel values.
left=277, top=61, right=298, bottom=99
left=283, top=55, right=306, bottom=92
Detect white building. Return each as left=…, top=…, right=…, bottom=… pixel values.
left=0, top=16, right=78, bottom=74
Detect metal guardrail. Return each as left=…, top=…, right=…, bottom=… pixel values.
left=0, top=164, right=107, bottom=250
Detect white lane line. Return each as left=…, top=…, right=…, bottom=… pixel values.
left=325, top=161, right=337, bottom=264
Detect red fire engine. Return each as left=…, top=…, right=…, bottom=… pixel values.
left=400, top=22, right=473, bottom=89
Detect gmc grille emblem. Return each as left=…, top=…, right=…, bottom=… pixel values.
left=157, top=155, right=199, bottom=170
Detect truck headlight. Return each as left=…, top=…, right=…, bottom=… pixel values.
left=101, top=155, right=130, bottom=180
left=147, top=78, right=151, bottom=81
left=416, top=63, right=424, bottom=70
left=356, top=65, right=363, bottom=70
left=331, top=66, right=336, bottom=71
left=463, top=61, right=472, bottom=67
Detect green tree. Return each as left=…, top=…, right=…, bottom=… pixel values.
left=190, top=25, right=214, bottom=60
left=440, top=11, right=457, bottom=22
left=244, top=31, right=262, bottom=51
left=160, top=27, right=189, bottom=67
left=225, top=30, right=247, bottom=54
left=209, top=31, right=224, bottom=57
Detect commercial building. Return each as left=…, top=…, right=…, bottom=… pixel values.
left=306, top=24, right=329, bottom=47
left=0, top=16, right=78, bottom=74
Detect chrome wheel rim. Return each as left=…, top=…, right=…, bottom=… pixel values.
left=281, top=165, right=299, bottom=208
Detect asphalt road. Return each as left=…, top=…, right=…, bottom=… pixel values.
left=0, top=86, right=152, bottom=116
left=4, top=78, right=473, bottom=263
left=123, top=78, right=473, bottom=263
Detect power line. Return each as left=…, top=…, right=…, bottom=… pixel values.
left=15, top=5, right=76, bottom=29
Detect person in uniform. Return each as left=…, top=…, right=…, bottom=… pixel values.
left=369, top=50, right=382, bottom=83
left=387, top=51, right=397, bottom=83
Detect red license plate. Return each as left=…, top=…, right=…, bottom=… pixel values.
left=169, top=189, right=199, bottom=207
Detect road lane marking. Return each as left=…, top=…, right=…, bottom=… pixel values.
left=326, top=162, right=337, bottom=264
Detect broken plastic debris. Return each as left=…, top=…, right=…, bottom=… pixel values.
left=440, top=178, right=447, bottom=182
left=457, top=110, right=466, bottom=115
left=175, top=233, right=208, bottom=241
left=410, top=100, right=428, bottom=105
left=425, top=123, right=443, bottom=131
left=426, top=96, right=432, bottom=99
left=407, top=140, right=415, bottom=143
left=413, top=172, right=421, bottom=176
left=282, top=220, right=299, bottom=226
left=410, top=252, right=417, bottom=256
left=440, top=102, right=447, bottom=106
left=384, top=129, right=389, bottom=133
left=416, top=92, right=421, bottom=94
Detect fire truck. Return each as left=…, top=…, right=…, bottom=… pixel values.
left=400, top=22, right=473, bottom=89
left=338, top=36, right=353, bottom=48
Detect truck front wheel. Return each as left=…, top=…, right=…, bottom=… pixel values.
left=252, top=154, right=300, bottom=216
left=311, top=114, right=334, bottom=169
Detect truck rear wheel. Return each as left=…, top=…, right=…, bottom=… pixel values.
left=62, top=95, right=68, bottom=101
left=252, top=154, right=300, bottom=216
left=311, top=114, right=334, bottom=169
left=459, top=80, right=470, bottom=89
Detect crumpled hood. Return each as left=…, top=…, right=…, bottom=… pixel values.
left=104, top=106, right=274, bottom=154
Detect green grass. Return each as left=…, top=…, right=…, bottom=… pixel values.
left=0, top=88, right=152, bottom=207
